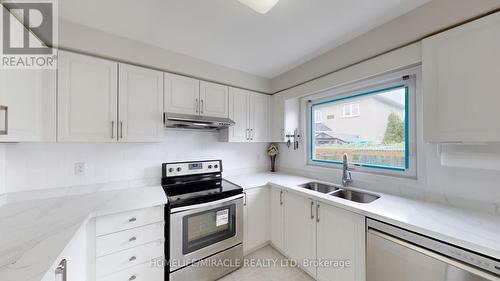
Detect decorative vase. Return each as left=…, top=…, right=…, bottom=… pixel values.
left=270, top=155, right=276, bottom=172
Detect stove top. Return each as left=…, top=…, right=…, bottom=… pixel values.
left=162, top=160, right=243, bottom=208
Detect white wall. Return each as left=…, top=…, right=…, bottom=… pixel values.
left=0, top=144, right=5, bottom=195
left=57, top=20, right=272, bottom=94
left=4, top=130, right=269, bottom=193
left=271, top=0, right=500, bottom=92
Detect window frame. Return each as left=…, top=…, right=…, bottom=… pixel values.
left=307, top=75, right=417, bottom=178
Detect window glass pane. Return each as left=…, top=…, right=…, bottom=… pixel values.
left=311, top=86, right=408, bottom=171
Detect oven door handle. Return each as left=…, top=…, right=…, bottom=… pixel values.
left=170, top=194, right=244, bottom=213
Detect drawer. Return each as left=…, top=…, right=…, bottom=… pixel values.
left=96, top=206, right=164, bottom=236
left=96, top=222, right=165, bottom=257
left=97, top=261, right=164, bottom=281
left=96, top=240, right=164, bottom=277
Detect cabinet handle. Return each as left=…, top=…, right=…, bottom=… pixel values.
left=55, top=259, right=67, bottom=281
left=243, top=192, right=247, bottom=206
left=111, top=121, right=115, bottom=139
left=200, top=99, right=204, bottom=114
left=129, top=256, right=137, bottom=262
left=129, top=236, right=137, bottom=242
left=120, top=121, right=123, bottom=139
left=129, top=217, right=137, bottom=222
left=250, top=129, right=254, bottom=141
left=245, top=128, right=249, bottom=140
left=310, top=201, right=315, bottom=220
left=129, top=275, right=137, bottom=281
left=0, top=105, right=8, bottom=135
left=195, top=98, right=199, bottom=113
left=316, top=204, right=320, bottom=222
left=281, top=128, right=284, bottom=140
left=279, top=190, right=283, bottom=205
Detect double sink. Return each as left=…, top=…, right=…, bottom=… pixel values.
left=298, top=182, right=379, bottom=204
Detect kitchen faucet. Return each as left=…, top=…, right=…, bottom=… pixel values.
left=342, top=153, right=353, bottom=187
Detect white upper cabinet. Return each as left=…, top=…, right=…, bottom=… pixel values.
left=221, top=87, right=270, bottom=142
left=164, top=73, right=200, bottom=116
left=249, top=93, right=270, bottom=142
left=316, top=203, right=365, bottom=281
left=423, top=12, right=500, bottom=143
left=199, top=81, right=229, bottom=118
left=58, top=51, right=118, bottom=142
left=118, top=64, right=163, bottom=142
left=270, top=94, right=285, bottom=142
left=0, top=68, right=56, bottom=142
left=224, top=87, right=250, bottom=142
left=0, top=16, right=56, bottom=142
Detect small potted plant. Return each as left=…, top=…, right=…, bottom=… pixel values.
left=267, top=143, right=279, bottom=172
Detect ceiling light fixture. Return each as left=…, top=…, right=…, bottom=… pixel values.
left=238, top=0, right=280, bottom=14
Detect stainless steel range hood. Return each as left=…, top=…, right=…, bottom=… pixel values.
left=164, top=113, right=235, bottom=130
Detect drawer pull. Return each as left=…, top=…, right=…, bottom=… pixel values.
left=129, top=237, right=137, bottom=242
left=129, top=256, right=137, bottom=262
left=129, top=275, right=137, bottom=281
left=129, top=217, right=137, bottom=222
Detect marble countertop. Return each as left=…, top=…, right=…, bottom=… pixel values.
left=0, top=185, right=167, bottom=281
left=226, top=172, right=500, bottom=260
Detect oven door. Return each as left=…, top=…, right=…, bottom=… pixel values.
left=169, top=194, right=243, bottom=272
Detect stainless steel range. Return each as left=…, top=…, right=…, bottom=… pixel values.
left=162, top=160, right=243, bottom=281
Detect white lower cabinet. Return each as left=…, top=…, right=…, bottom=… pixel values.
left=273, top=189, right=365, bottom=281
left=243, top=187, right=270, bottom=254
left=94, top=206, right=165, bottom=281
left=285, top=192, right=317, bottom=278
left=270, top=187, right=286, bottom=253
left=316, top=202, right=365, bottom=281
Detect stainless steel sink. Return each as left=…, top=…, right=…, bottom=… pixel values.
left=298, top=182, right=340, bottom=194
left=330, top=189, right=380, bottom=204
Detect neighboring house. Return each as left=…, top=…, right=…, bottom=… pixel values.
left=314, top=123, right=360, bottom=145
left=314, top=94, right=404, bottom=144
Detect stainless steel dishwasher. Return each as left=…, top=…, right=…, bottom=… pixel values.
left=367, top=219, right=500, bottom=281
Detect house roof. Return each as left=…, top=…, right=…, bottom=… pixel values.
left=315, top=123, right=332, bottom=131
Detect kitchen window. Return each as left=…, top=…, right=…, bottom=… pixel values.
left=308, top=76, right=416, bottom=177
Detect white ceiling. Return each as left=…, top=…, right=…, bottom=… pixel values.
left=59, top=0, right=430, bottom=78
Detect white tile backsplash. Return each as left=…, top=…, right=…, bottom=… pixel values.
left=4, top=130, right=270, bottom=192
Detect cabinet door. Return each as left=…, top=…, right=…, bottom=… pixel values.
left=243, top=187, right=270, bottom=254
left=270, top=188, right=285, bottom=253
left=270, top=94, right=285, bottom=142
left=164, top=73, right=200, bottom=116
left=118, top=64, right=163, bottom=142
left=0, top=17, right=56, bottom=142
left=285, top=192, right=317, bottom=277
left=227, top=87, right=250, bottom=142
left=0, top=68, right=56, bottom=142
left=316, top=203, right=365, bottom=281
left=249, top=93, right=270, bottom=142
left=57, top=51, right=118, bottom=142
left=199, top=81, right=229, bottom=118
left=423, top=12, right=500, bottom=142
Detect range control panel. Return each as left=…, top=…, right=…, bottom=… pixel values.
left=164, top=160, right=222, bottom=177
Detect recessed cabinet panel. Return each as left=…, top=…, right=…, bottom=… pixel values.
left=423, top=12, right=500, bottom=142
left=250, top=93, right=270, bottom=142
left=0, top=68, right=56, bottom=142
left=57, top=51, right=118, bottom=142
left=243, top=187, right=270, bottom=254
left=119, top=64, right=163, bottom=142
left=164, top=73, right=200, bottom=115
left=200, top=81, right=229, bottom=118
left=227, top=88, right=250, bottom=142
left=270, top=188, right=286, bottom=253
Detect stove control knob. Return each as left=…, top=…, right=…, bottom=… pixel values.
left=176, top=167, right=182, bottom=172
left=208, top=165, right=213, bottom=169
left=168, top=168, right=174, bottom=173
left=214, top=164, right=219, bottom=169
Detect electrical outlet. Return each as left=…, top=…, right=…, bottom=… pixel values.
left=74, top=162, right=86, bottom=175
